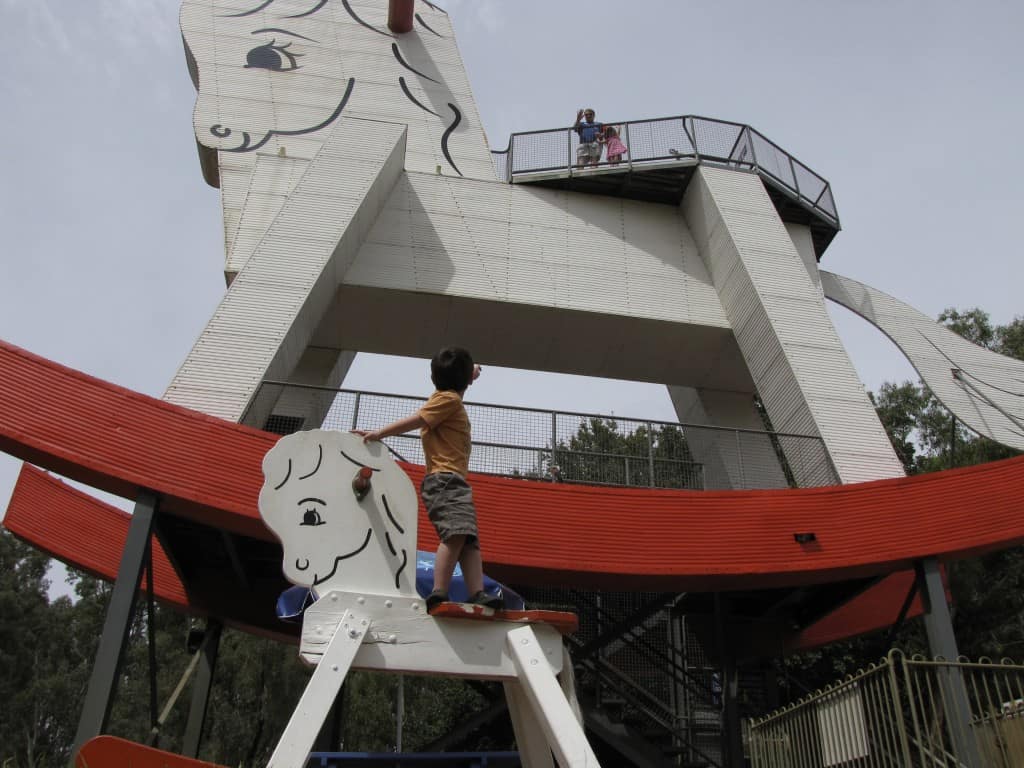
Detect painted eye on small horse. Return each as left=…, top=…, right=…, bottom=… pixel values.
left=301, top=508, right=324, bottom=526
left=245, top=40, right=302, bottom=71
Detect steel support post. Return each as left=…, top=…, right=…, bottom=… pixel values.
left=714, top=594, right=744, bottom=768
left=71, top=490, right=160, bottom=760
left=915, top=557, right=958, bottom=663
left=915, top=557, right=982, bottom=767
left=182, top=618, right=223, bottom=758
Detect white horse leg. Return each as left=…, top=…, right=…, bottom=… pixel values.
left=557, top=644, right=583, bottom=725
left=267, top=610, right=367, bottom=768
left=505, top=680, right=555, bottom=768
left=506, top=625, right=601, bottom=768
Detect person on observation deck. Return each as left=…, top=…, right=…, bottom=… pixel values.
left=574, top=108, right=604, bottom=167
left=603, top=124, right=628, bottom=165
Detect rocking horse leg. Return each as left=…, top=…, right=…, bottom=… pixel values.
left=267, top=610, right=368, bottom=768
left=506, top=626, right=600, bottom=768
left=557, top=644, right=584, bottom=724
left=504, top=680, right=555, bottom=768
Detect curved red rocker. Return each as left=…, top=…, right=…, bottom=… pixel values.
left=1, top=338, right=1021, bottom=648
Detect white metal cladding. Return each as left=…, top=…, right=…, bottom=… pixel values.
left=227, top=153, right=313, bottom=275
left=181, top=0, right=492, bottom=177
left=785, top=222, right=821, bottom=289
left=823, top=270, right=1024, bottom=450
left=164, top=120, right=408, bottom=421
left=683, top=166, right=905, bottom=485
left=344, top=172, right=731, bottom=328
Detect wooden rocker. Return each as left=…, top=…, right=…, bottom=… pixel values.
left=259, top=430, right=600, bottom=768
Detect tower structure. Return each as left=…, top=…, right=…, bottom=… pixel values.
left=170, top=0, right=909, bottom=488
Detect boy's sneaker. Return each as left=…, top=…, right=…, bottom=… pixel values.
left=469, top=591, right=504, bottom=610
left=425, top=589, right=449, bottom=610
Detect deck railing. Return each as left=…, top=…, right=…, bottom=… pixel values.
left=244, top=382, right=839, bottom=490
left=491, top=114, right=839, bottom=226
left=749, top=650, right=1024, bottom=767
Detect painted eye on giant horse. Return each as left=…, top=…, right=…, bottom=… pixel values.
left=245, top=40, right=302, bottom=71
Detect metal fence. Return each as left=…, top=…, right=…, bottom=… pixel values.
left=246, top=381, right=839, bottom=491
left=490, top=114, right=838, bottom=226
left=749, top=650, right=1024, bottom=767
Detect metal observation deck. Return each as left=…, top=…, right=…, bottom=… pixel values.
left=491, top=114, right=841, bottom=257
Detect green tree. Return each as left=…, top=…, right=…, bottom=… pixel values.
left=0, top=537, right=497, bottom=766
left=0, top=532, right=106, bottom=768
left=870, top=382, right=930, bottom=473
left=0, top=529, right=58, bottom=767
left=555, top=417, right=697, bottom=489
left=196, top=630, right=308, bottom=766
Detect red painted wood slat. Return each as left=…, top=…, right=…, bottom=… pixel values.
left=2, top=338, right=1024, bottom=592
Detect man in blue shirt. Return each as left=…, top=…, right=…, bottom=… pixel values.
left=574, top=108, right=604, bottom=168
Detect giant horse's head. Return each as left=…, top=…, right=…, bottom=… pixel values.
left=180, top=0, right=478, bottom=176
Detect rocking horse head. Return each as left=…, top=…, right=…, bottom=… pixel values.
left=258, top=430, right=419, bottom=597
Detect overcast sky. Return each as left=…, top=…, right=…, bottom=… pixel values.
left=1, top=0, right=1021, bottom=523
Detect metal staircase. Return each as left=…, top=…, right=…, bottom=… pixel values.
left=509, top=586, right=766, bottom=767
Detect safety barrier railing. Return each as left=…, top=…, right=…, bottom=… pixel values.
left=490, top=114, right=839, bottom=226
left=244, top=381, right=839, bottom=490
left=749, top=650, right=1024, bottom=767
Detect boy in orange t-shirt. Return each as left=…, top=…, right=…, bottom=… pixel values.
left=357, top=347, right=502, bottom=610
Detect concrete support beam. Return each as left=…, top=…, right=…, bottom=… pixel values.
left=241, top=345, right=357, bottom=431
left=668, top=385, right=788, bottom=489
left=681, top=167, right=904, bottom=485
left=164, top=121, right=408, bottom=422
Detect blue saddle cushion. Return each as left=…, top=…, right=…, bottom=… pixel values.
left=276, top=550, right=525, bottom=622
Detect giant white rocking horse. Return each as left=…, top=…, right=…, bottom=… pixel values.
left=258, top=430, right=599, bottom=767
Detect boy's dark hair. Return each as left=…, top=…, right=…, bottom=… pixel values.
left=431, top=347, right=474, bottom=392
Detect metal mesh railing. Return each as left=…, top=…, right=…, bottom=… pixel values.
left=247, top=381, right=839, bottom=490
left=749, top=650, right=1024, bottom=767
left=490, top=114, right=839, bottom=225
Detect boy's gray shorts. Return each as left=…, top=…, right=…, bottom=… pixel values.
left=421, top=472, right=479, bottom=549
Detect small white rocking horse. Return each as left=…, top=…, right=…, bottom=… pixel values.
left=258, top=430, right=600, bottom=767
